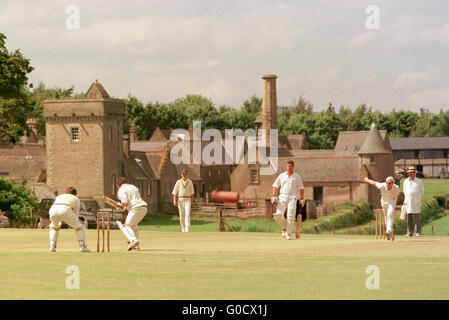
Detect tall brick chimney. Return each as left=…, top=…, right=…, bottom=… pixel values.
left=261, top=74, right=278, bottom=145
left=130, top=123, right=136, bottom=142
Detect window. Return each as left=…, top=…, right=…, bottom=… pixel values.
left=71, top=127, right=79, bottom=142
left=370, top=155, right=375, bottom=164
left=112, top=174, right=116, bottom=196
left=313, top=187, right=323, bottom=202
left=249, top=169, right=259, bottom=184
left=147, top=180, right=151, bottom=196
left=108, top=126, right=112, bottom=142
left=138, top=180, right=144, bottom=195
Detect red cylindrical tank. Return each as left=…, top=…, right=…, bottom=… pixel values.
left=211, top=191, right=239, bottom=203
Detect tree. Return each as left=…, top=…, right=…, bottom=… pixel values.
left=155, top=103, right=188, bottom=130
left=428, top=110, right=449, bottom=137
left=171, top=94, right=225, bottom=129
left=293, top=96, right=313, bottom=114
left=241, top=95, right=262, bottom=121
left=0, top=178, right=38, bottom=227
left=219, top=107, right=253, bottom=130
left=27, top=82, right=85, bottom=137
left=0, top=33, right=34, bottom=143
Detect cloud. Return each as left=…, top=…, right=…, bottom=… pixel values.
left=409, top=87, right=449, bottom=109
left=394, top=71, right=432, bottom=88
left=349, top=32, right=377, bottom=47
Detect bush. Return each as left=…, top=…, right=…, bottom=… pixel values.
left=421, top=199, right=446, bottom=225
left=0, top=178, right=38, bottom=227
left=302, top=202, right=374, bottom=234
left=433, top=193, right=449, bottom=209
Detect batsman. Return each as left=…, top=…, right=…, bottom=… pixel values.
left=271, top=160, right=305, bottom=240
left=114, top=177, right=148, bottom=251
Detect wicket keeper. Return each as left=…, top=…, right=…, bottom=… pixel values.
left=48, top=187, right=90, bottom=252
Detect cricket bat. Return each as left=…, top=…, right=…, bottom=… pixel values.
left=103, top=195, right=118, bottom=208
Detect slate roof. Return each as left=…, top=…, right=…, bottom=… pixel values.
left=277, top=157, right=361, bottom=183
left=390, top=137, right=449, bottom=150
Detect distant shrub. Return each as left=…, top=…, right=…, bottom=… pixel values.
left=302, top=202, right=374, bottom=234
left=0, top=178, right=38, bottom=227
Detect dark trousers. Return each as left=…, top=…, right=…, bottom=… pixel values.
left=407, top=213, right=421, bottom=235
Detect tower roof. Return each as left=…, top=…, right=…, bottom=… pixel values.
left=85, top=80, right=110, bottom=99
left=358, top=123, right=390, bottom=154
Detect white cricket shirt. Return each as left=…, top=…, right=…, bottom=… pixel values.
left=52, top=194, right=80, bottom=216
left=375, top=182, right=400, bottom=204
left=117, top=184, right=148, bottom=211
left=272, top=171, right=304, bottom=200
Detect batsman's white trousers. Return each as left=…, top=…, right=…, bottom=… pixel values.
left=381, top=201, right=396, bottom=234
left=275, top=196, right=297, bottom=234
left=121, top=206, right=147, bottom=242
left=177, top=199, right=191, bottom=230
left=49, top=205, right=82, bottom=229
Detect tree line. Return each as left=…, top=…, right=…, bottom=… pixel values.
left=1, top=32, right=448, bottom=150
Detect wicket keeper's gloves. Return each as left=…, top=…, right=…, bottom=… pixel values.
left=271, top=196, right=278, bottom=205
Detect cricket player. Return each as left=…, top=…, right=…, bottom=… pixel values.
left=272, top=160, right=305, bottom=240
left=172, top=169, right=195, bottom=232
left=115, top=177, right=148, bottom=251
left=364, top=176, right=400, bottom=241
left=48, top=187, right=90, bottom=252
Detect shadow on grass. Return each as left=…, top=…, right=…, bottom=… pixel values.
left=137, top=249, right=184, bottom=252
left=141, top=213, right=216, bottom=226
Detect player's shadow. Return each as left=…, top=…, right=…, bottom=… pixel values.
left=142, top=213, right=216, bottom=227
left=137, top=249, right=183, bottom=252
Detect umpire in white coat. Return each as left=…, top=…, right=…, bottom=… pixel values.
left=403, top=166, right=424, bottom=237
left=272, top=160, right=305, bottom=240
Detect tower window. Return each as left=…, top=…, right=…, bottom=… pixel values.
left=249, top=169, right=259, bottom=184
left=71, top=127, right=80, bottom=142
left=108, top=126, right=112, bottom=142
left=370, top=155, right=376, bottom=164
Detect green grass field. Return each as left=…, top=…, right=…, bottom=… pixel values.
left=1, top=228, right=449, bottom=300
left=423, top=215, right=449, bottom=236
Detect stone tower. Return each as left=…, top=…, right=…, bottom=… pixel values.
left=43, top=81, right=126, bottom=202
left=261, top=75, right=278, bottom=146
left=358, top=122, right=394, bottom=206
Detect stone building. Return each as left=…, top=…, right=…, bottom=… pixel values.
left=390, top=137, right=449, bottom=178
left=230, top=75, right=395, bottom=209
left=0, top=76, right=395, bottom=213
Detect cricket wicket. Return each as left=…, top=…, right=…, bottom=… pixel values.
left=96, top=211, right=111, bottom=252
left=374, top=208, right=386, bottom=239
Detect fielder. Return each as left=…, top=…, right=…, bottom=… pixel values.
left=48, top=187, right=90, bottom=252
left=272, top=160, right=305, bottom=240
left=172, top=169, right=195, bottom=232
left=115, top=177, right=148, bottom=251
left=364, top=176, right=400, bottom=241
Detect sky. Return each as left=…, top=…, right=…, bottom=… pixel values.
left=1, top=0, right=448, bottom=112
